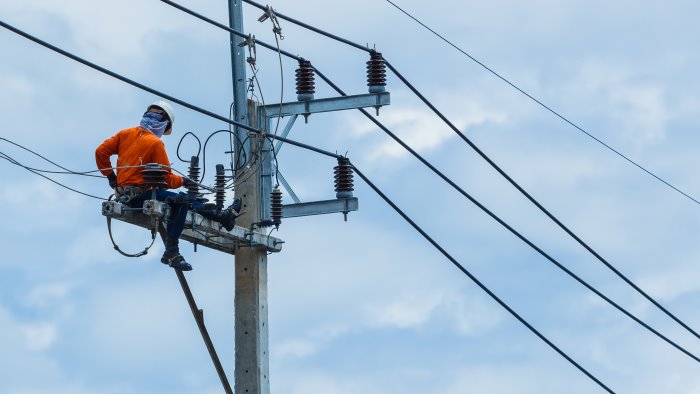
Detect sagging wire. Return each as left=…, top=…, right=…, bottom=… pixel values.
left=1, top=137, right=102, bottom=178
left=200, top=130, right=250, bottom=182
left=236, top=26, right=283, bottom=189
left=256, top=5, right=286, bottom=188
left=176, top=132, right=202, bottom=163
left=0, top=150, right=107, bottom=200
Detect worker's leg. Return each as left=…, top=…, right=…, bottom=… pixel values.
left=191, top=198, right=242, bottom=231
left=155, top=190, right=192, bottom=271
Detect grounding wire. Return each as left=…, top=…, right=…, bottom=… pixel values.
left=157, top=1, right=700, bottom=360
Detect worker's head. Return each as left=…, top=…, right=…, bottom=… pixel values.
left=146, top=100, right=175, bottom=136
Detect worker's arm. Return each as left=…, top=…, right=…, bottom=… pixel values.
left=95, top=131, right=122, bottom=177
left=152, top=140, right=184, bottom=189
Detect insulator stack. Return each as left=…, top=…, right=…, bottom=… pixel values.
left=366, top=52, right=386, bottom=93
left=270, top=186, right=283, bottom=228
left=334, top=157, right=354, bottom=199
left=140, top=163, right=169, bottom=190
left=187, top=155, right=200, bottom=199
left=295, top=58, right=315, bottom=101
left=215, top=164, right=226, bottom=211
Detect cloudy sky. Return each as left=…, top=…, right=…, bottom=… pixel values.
left=1, top=0, right=700, bottom=393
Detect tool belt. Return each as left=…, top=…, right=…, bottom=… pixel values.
left=114, top=185, right=143, bottom=205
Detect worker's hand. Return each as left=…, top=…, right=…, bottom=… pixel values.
left=182, top=177, right=196, bottom=188
left=107, top=171, right=118, bottom=189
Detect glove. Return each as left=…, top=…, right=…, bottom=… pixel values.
left=107, top=171, right=118, bottom=189
left=182, top=177, right=196, bottom=188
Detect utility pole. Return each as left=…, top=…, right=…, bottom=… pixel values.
left=229, top=1, right=270, bottom=394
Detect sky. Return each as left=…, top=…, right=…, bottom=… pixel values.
left=1, top=0, right=700, bottom=393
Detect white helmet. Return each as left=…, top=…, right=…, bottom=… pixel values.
left=147, top=100, right=175, bottom=134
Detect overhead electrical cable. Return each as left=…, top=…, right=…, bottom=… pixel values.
left=230, top=0, right=700, bottom=345
left=382, top=0, right=700, bottom=207
left=0, top=151, right=106, bottom=200
left=0, top=19, right=262, bottom=138
left=351, top=165, right=615, bottom=393
left=1, top=137, right=102, bottom=178
left=1, top=15, right=693, bottom=385
left=157, top=0, right=700, bottom=361
left=192, top=121, right=616, bottom=392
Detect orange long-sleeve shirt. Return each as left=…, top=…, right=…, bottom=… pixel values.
left=95, top=126, right=183, bottom=189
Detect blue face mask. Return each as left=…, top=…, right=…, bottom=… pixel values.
left=140, top=111, right=170, bottom=138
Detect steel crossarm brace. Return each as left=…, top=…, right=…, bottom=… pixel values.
left=281, top=197, right=358, bottom=218
left=101, top=200, right=284, bottom=254
left=262, top=92, right=390, bottom=118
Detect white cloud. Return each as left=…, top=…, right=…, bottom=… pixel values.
left=369, top=292, right=441, bottom=329
left=21, top=322, right=58, bottom=351
left=347, top=101, right=507, bottom=162
left=276, top=339, right=318, bottom=359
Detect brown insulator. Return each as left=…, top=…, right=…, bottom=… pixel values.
left=295, top=58, right=315, bottom=101
left=366, top=52, right=386, bottom=93
left=270, top=186, right=283, bottom=228
left=140, top=163, right=169, bottom=190
left=215, top=164, right=226, bottom=211
left=187, top=155, right=200, bottom=199
left=334, top=157, right=354, bottom=199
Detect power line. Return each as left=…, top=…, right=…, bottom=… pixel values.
left=0, top=137, right=102, bottom=178
left=0, top=151, right=106, bottom=200
left=162, top=0, right=700, bottom=362
left=0, top=10, right=690, bottom=387
left=0, top=19, right=263, bottom=138
left=232, top=0, right=700, bottom=349
left=382, top=0, right=700, bottom=207
left=351, top=165, right=615, bottom=394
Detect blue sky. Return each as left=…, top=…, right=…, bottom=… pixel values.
left=1, top=0, right=700, bottom=393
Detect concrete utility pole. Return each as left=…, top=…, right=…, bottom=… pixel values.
left=229, top=1, right=270, bottom=394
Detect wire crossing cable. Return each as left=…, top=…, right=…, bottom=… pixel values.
left=157, top=1, right=700, bottom=362
left=382, top=0, right=700, bottom=208
left=352, top=165, right=615, bottom=394
left=232, top=0, right=700, bottom=345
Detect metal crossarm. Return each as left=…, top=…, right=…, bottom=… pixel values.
left=101, top=200, right=284, bottom=254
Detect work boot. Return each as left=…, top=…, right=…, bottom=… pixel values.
left=196, top=198, right=241, bottom=232
left=161, top=245, right=192, bottom=271
left=218, top=197, right=242, bottom=231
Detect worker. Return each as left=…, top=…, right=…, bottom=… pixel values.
left=96, top=100, right=240, bottom=271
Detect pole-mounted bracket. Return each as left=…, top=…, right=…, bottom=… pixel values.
left=262, top=92, right=390, bottom=118
left=281, top=197, right=358, bottom=219
left=102, top=200, right=284, bottom=255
